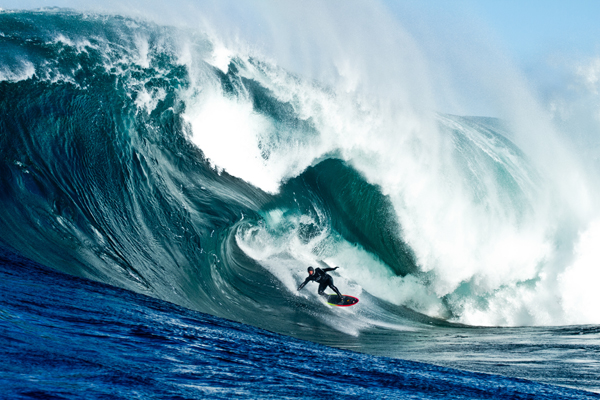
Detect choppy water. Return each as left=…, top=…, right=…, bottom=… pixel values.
left=2, top=245, right=599, bottom=399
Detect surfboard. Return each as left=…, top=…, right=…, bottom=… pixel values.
left=326, top=294, right=359, bottom=307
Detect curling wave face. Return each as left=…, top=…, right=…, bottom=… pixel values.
left=1, top=9, right=600, bottom=349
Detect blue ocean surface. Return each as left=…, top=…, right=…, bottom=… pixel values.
left=1, top=7, right=600, bottom=399
left=1, top=244, right=598, bottom=400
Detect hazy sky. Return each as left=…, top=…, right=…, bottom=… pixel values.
left=2, top=0, right=599, bottom=65
left=382, top=0, right=600, bottom=64
left=469, top=0, right=600, bottom=62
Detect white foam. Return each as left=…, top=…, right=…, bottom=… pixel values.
left=207, top=43, right=233, bottom=74
left=135, top=87, right=166, bottom=113
left=53, top=33, right=98, bottom=54
left=558, top=220, right=600, bottom=324
left=0, top=59, right=35, bottom=82
left=185, top=89, right=283, bottom=192
left=133, top=33, right=151, bottom=69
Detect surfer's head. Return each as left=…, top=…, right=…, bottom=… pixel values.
left=307, top=266, right=314, bottom=275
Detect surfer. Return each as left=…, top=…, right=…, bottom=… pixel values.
left=297, top=266, right=343, bottom=300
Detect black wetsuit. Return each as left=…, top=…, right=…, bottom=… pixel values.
left=297, top=267, right=342, bottom=298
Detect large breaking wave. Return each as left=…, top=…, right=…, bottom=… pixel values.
left=1, top=8, right=600, bottom=351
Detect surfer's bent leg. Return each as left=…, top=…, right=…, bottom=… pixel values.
left=317, top=280, right=328, bottom=297
left=321, top=276, right=342, bottom=299
left=329, top=282, right=343, bottom=299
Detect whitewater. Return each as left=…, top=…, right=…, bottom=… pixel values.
left=1, top=2, right=600, bottom=397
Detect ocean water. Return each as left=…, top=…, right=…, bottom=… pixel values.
left=2, top=243, right=599, bottom=399
left=1, top=7, right=599, bottom=398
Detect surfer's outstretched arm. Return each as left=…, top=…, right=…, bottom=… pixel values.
left=322, top=267, right=339, bottom=272
left=297, top=277, right=310, bottom=291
